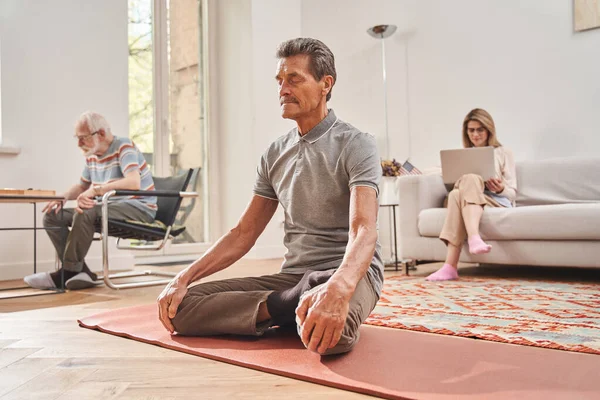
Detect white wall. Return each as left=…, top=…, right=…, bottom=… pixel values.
left=0, top=0, right=130, bottom=279
left=301, top=0, right=600, bottom=168
left=212, top=0, right=300, bottom=259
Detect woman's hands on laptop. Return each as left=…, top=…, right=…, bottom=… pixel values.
left=485, top=178, right=504, bottom=193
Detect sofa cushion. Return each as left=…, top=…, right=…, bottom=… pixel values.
left=418, top=203, right=600, bottom=241
left=516, top=157, right=600, bottom=206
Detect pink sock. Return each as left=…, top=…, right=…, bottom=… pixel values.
left=426, top=263, right=459, bottom=281
left=468, top=235, right=492, bottom=255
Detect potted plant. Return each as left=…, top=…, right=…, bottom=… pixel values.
left=380, top=159, right=402, bottom=205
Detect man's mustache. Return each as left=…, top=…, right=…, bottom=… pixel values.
left=280, top=97, right=298, bottom=105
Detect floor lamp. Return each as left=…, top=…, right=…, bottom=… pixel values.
left=368, top=24, right=415, bottom=274
left=367, top=24, right=397, bottom=160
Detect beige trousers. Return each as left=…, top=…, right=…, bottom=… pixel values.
left=439, top=174, right=505, bottom=247
left=171, top=270, right=379, bottom=355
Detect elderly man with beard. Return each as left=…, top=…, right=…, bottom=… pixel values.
left=24, top=111, right=157, bottom=290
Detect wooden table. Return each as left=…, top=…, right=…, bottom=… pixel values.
left=0, top=192, right=66, bottom=298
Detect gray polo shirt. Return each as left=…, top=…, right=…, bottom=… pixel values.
left=253, top=109, right=384, bottom=295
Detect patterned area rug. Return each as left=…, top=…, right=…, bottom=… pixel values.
left=365, top=276, right=600, bottom=355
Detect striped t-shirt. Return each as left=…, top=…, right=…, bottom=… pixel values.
left=80, top=137, right=157, bottom=218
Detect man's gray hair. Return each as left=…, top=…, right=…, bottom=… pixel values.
left=76, top=111, right=112, bottom=135
left=276, top=38, right=336, bottom=101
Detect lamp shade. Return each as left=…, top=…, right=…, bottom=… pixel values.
left=367, top=24, right=397, bottom=39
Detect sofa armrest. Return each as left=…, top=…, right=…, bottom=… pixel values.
left=396, top=174, right=447, bottom=252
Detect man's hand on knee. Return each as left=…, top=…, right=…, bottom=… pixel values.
left=75, top=188, right=96, bottom=214
left=157, top=276, right=189, bottom=333
left=42, top=199, right=65, bottom=214
left=295, top=283, right=351, bottom=354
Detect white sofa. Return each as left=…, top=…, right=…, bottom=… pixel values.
left=396, top=157, right=600, bottom=268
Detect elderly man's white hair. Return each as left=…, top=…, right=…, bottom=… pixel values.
left=76, top=111, right=112, bottom=135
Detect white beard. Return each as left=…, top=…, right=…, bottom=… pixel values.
left=81, top=138, right=100, bottom=157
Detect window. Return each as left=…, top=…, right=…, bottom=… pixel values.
left=128, top=0, right=154, bottom=158
left=128, top=0, right=208, bottom=246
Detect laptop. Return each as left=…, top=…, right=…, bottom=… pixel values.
left=440, top=147, right=496, bottom=190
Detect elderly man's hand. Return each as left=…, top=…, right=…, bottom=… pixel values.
left=75, top=188, right=96, bottom=213
left=42, top=199, right=65, bottom=214
left=295, top=281, right=351, bottom=354
left=157, top=276, right=189, bottom=334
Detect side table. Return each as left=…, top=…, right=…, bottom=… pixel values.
left=0, top=194, right=65, bottom=299
left=380, top=203, right=416, bottom=275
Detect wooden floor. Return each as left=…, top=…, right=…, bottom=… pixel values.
left=0, top=260, right=597, bottom=399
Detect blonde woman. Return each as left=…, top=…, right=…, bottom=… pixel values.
left=426, top=108, right=517, bottom=281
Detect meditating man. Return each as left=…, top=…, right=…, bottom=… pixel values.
left=157, top=38, right=384, bottom=355
left=24, top=111, right=157, bottom=290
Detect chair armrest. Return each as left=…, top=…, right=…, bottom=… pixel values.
left=98, top=190, right=198, bottom=212
left=397, top=174, right=447, bottom=240
left=111, top=190, right=198, bottom=198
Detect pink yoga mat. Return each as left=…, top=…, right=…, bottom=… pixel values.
left=79, top=304, right=600, bottom=400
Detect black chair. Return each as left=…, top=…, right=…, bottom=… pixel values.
left=173, top=166, right=201, bottom=243
left=95, top=168, right=198, bottom=289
